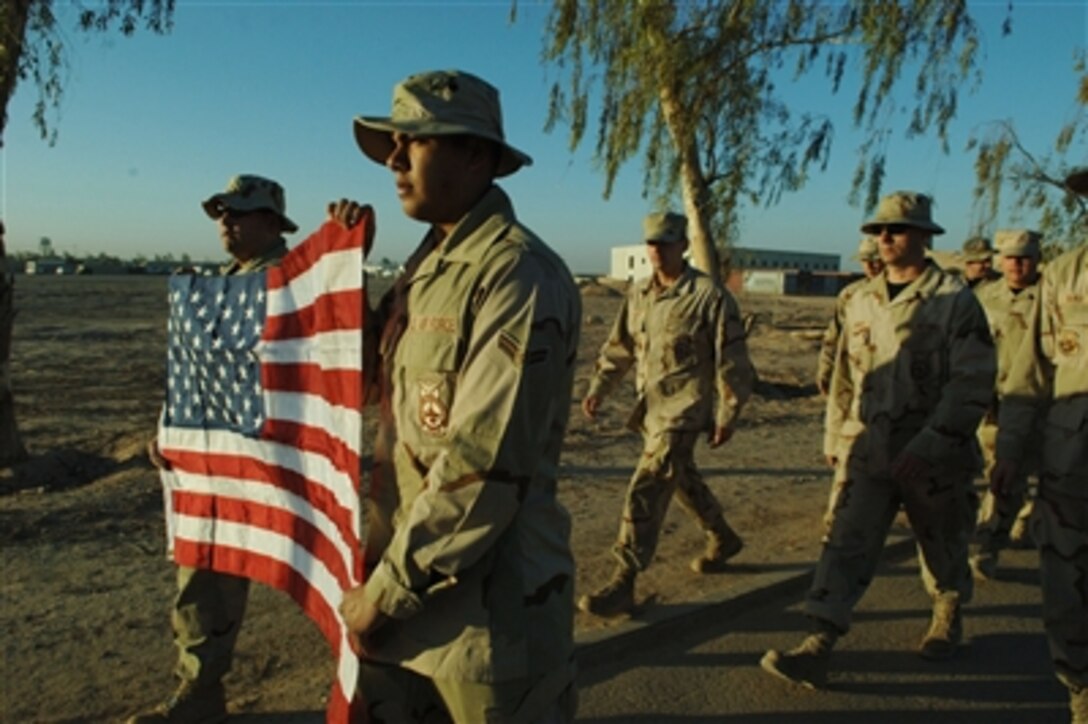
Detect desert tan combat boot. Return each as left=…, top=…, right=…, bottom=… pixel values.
left=760, top=620, right=839, bottom=690
left=918, top=594, right=963, bottom=660
left=1072, top=685, right=1088, bottom=724
left=126, top=680, right=227, bottom=724
left=1008, top=513, right=1034, bottom=549
left=690, top=517, right=744, bottom=573
left=969, top=550, right=998, bottom=581
left=578, top=565, right=636, bottom=618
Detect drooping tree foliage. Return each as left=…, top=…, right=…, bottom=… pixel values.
left=968, top=53, right=1086, bottom=255
left=1, top=0, right=174, bottom=147
left=533, top=0, right=987, bottom=279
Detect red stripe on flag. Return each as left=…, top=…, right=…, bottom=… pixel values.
left=264, top=288, right=365, bottom=340
left=166, top=450, right=358, bottom=553
left=171, top=538, right=359, bottom=723
left=174, top=540, right=343, bottom=653
left=263, top=362, right=363, bottom=410
left=268, top=217, right=373, bottom=291
left=260, top=418, right=359, bottom=487
left=173, top=492, right=353, bottom=589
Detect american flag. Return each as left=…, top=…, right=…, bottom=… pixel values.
left=158, top=217, right=371, bottom=722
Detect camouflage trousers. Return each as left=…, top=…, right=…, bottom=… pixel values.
left=805, top=461, right=975, bottom=634
left=612, top=430, right=724, bottom=572
left=357, top=659, right=577, bottom=723
left=975, top=422, right=1035, bottom=552
left=172, top=566, right=250, bottom=686
left=1034, top=487, right=1088, bottom=690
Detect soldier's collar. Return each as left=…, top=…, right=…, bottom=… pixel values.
left=433, top=186, right=514, bottom=264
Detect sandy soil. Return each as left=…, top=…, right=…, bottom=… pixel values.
left=0, top=274, right=843, bottom=722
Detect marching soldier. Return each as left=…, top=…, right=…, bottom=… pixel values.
left=132, top=175, right=299, bottom=724
left=961, top=235, right=1000, bottom=288
left=992, top=168, right=1088, bottom=724
left=336, top=70, right=581, bottom=722
left=577, top=211, right=755, bottom=618
left=762, top=191, right=994, bottom=688
left=970, top=229, right=1046, bottom=580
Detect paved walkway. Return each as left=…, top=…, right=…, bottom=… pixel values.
left=577, top=545, right=1065, bottom=722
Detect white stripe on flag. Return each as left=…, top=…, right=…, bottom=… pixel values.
left=167, top=470, right=357, bottom=570
left=266, top=247, right=362, bottom=317
left=159, top=427, right=358, bottom=515
left=266, top=390, right=361, bottom=447
left=258, top=331, right=364, bottom=370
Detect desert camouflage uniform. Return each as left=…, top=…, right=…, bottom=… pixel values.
left=359, top=187, right=581, bottom=719
left=973, top=276, right=1043, bottom=557
left=997, top=244, right=1088, bottom=692
left=586, top=265, right=755, bottom=572
left=817, top=277, right=867, bottom=409
left=809, top=260, right=994, bottom=633
left=172, top=240, right=288, bottom=687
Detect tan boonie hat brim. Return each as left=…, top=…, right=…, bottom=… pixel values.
left=202, top=174, right=298, bottom=233
left=860, top=191, right=945, bottom=235
left=353, top=70, right=532, bottom=178
left=643, top=211, right=687, bottom=243
left=995, top=229, right=1042, bottom=259
left=201, top=195, right=299, bottom=233
left=860, top=216, right=945, bottom=235
left=353, top=117, right=532, bottom=178
left=960, top=236, right=995, bottom=262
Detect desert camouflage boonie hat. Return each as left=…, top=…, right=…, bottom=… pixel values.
left=202, top=174, right=298, bottom=233
left=643, top=212, right=687, bottom=244
left=995, top=229, right=1042, bottom=259
left=961, top=236, right=995, bottom=262
left=860, top=191, right=945, bottom=235
left=1065, top=167, right=1088, bottom=196
left=852, top=237, right=880, bottom=262
left=353, top=70, right=532, bottom=178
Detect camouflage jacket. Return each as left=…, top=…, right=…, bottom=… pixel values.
left=362, top=186, right=581, bottom=683
left=997, top=244, right=1088, bottom=495
left=587, top=264, right=754, bottom=437
left=824, top=260, right=995, bottom=471
left=816, top=276, right=867, bottom=395
left=973, top=276, right=1044, bottom=424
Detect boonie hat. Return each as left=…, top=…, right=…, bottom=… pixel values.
left=1065, top=167, right=1088, bottom=196
left=995, top=229, right=1042, bottom=259
left=202, top=175, right=297, bottom=233
left=852, top=237, right=880, bottom=262
left=961, top=236, right=995, bottom=263
left=643, top=212, right=687, bottom=244
left=353, top=69, right=532, bottom=178
left=860, top=191, right=945, bottom=235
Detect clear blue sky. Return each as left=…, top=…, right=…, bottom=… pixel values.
left=1, top=1, right=1084, bottom=274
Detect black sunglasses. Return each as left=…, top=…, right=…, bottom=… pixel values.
left=870, top=224, right=910, bottom=235
left=217, top=205, right=260, bottom=221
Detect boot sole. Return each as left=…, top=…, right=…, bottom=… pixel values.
left=918, top=642, right=959, bottom=661
left=690, top=540, right=744, bottom=574
left=577, top=595, right=634, bottom=619
left=759, top=650, right=824, bottom=690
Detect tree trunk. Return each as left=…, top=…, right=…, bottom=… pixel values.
left=658, top=82, right=721, bottom=283
left=0, top=257, right=27, bottom=464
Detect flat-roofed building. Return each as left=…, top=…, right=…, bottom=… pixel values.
left=608, top=244, right=840, bottom=283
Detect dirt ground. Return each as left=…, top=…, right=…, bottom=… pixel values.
left=0, top=274, right=843, bottom=722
